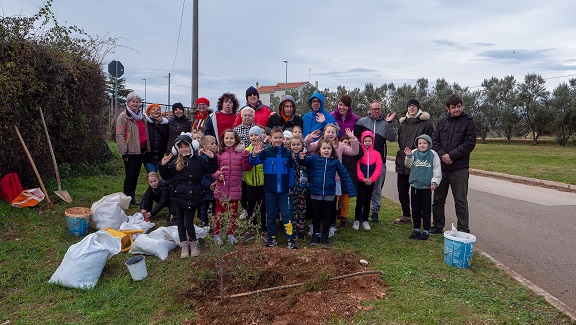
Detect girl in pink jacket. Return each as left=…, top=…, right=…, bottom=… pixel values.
left=354, top=131, right=382, bottom=231
left=212, top=129, right=251, bottom=245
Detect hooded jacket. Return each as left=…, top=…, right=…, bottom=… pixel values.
left=212, top=146, right=251, bottom=201
left=354, top=113, right=397, bottom=161
left=431, top=111, right=477, bottom=172
left=404, top=134, right=441, bottom=189
left=166, top=114, right=192, bottom=155
left=302, top=93, right=337, bottom=139
left=266, top=95, right=304, bottom=133
left=357, top=131, right=383, bottom=183
left=331, top=106, right=359, bottom=140
left=248, top=144, right=294, bottom=194
left=395, top=110, right=434, bottom=174
left=297, top=154, right=357, bottom=198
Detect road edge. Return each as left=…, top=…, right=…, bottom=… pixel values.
left=470, top=169, right=576, bottom=193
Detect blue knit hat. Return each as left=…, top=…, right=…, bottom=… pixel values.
left=249, top=126, right=263, bottom=138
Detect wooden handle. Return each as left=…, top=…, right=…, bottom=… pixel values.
left=14, top=125, right=51, bottom=203
left=38, top=106, right=63, bottom=191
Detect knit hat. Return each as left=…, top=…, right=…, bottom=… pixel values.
left=283, top=130, right=293, bottom=139
left=172, top=102, right=184, bottom=112
left=249, top=126, right=263, bottom=138
left=172, top=132, right=199, bottom=156
left=406, top=99, right=420, bottom=110
left=196, top=97, right=210, bottom=107
left=245, top=86, right=259, bottom=100
left=146, top=103, right=161, bottom=116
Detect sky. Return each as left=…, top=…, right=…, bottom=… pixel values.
left=3, top=0, right=576, bottom=109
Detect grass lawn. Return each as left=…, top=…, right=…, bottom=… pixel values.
left=1, top=142, right=575, bottom=324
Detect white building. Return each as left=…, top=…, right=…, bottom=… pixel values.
left=256, top=81, right=312, bottom=107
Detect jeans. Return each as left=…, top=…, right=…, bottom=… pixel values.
left=144, top=162, right=159, bottom=173
left=370, top=164, right=387, bottom=213
left=432, top=168, right=470, bottom=232
left=264, top=192, right=293, bottom=240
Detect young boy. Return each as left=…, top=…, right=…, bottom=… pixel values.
left=404, top=134, right=441, bottom=240
left=249, top=127, right=298, bottom=249
left=199, top=135, right=218, bottom=227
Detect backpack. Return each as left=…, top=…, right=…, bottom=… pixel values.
left=0, top=173, right=24, bottom=202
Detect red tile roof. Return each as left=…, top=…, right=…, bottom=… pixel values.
left=257, top=82, right=310, bottom=93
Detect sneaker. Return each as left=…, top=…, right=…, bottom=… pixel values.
left=418, top=232, right=429, bottom=240
left=362, top=221, right=371, bottom=231
left=287, top=240, right=299, bottom=249
left=228, top=234, right=238, bottom=245
left=265, top=237, right=278, bottom=247
left=394, top=216, right=412, bottom=225
left=339, top=216, right=348, bottom=228
left=310, top=235, right=320, bottom=246
left=352, top=221, right=360, bottom=230
left=429, top=227, right=444, bottom=235
left=240, top=230, right=255, bottom=242
left=307, top=225, right=314, bottom=237
left=409, top=230, right=420, bottom=239
left=371, top=212, right=380, bottom=222
left=328, top=226, right=337, bottom=238
left=239, top=209, right=248, bottom=220
left=321, top=236, right=330, bottom=248
left=214, top=235, right=223, bottom=246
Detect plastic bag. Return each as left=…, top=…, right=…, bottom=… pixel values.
left=49, top=231, right=121, bottom=289
left=129, top=225, right=209, bottom=259
left=11, top=188, right=45, bottom=208
left=91, top=193, right=131, bottom=230
left=119, top=213, right=155, bottom=234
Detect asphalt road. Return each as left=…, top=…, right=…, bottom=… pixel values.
left=380, top=161, right=576, bottom=312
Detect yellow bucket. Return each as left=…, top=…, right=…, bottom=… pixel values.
left=103, top=228, right=144, bottom=252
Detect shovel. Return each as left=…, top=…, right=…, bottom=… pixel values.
left=38, top=106, right=72, bottom=203
left=14, top=125, right=51, bottom=203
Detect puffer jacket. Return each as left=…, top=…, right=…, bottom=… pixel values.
left=159, top=154, right=218, bottom=209
left=298, top=154, right=357, bottom=198
left=357, top=131, right=383, bottom=183
left=395, top=110, right=434, bottom=174
left=432, top=112, right=477, bottom=172
left=115, top=109, right=151, bottom=155
left=212, top=146, right=251, bottom=201
left=248, top=144, right=294, bottom=194
left=140, top=179, right=171, bottom=217
left=244, top=143, right=265, bottom=186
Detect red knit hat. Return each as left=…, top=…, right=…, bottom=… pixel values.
left=146, top=103, right=162, bottom=116
left=196, top=97, right=210, bottom=107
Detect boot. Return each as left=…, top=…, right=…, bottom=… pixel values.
left=189, top=241, right=200, bottom=257
left=180, top=241, right=190, bottom=258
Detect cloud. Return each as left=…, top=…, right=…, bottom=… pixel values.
left=476, top=49, right=552, bottom=62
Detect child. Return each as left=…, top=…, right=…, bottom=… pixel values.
left=199, top=135, right=218, bottom=227
left=288, top=136, right=309, bottom=239
left=404, top=134, right=441, bottom=240
left=298, top=139, right=357, bottom=247
left=340, top=134, right=363, bottom=227
left=140, top=172, right=174, bottom=222
left=241, top=126, right=267, bottom=242
left=283, top=130, right=293, bottom=147
left=160, top=133, right=218, bottom=258
left=249, top=127, right=298, bottom=249
left=354, top=131, right=382, bottom=231
left=192, top=130, right=204, bottom=143
left=291, top=125, right=303, bottom=139
left=212, top=129, right=251, bottom=245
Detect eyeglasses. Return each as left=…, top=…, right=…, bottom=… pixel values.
left=369, top=107, right=381, bottom=111
left=198, top=104, right=207, bottom=107
left=311, top=99, right=321, bottom=103
left=248, top=93, right=258, bottom=97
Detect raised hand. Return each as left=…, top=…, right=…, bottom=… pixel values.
left=315, top=113, right=325, bottom=124
left=161, top=153, right=173, bottom=165
left=386, top=111, right=396, bottom=122
left=299, top=151, right=306, bottom=160
left=404, top=147, right=412, bottom=155
left=345, top=128, right=354, bottom=138
left=235, top=143, right=245, bottom=152
left=310, top=129, right=321, bottom=139
left=252, top=142, right=263, bottom=155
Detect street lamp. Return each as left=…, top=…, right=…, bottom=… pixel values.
left=283, top=60, right=288, bottom=93
left=164, top=73, right=171, bottom=111
left=309, top=69, right=311, bottom=83
left=142, top=78, right=147, bottom=106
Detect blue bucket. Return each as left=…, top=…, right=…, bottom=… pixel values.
left=443, top=231, right=476, bottom=269
left=65, top=207, right=92, bottom=237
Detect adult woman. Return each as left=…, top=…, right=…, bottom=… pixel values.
left=166, top=102, right=192, bottom=155
left=191, top=97, right=212, bottom=133
left=115, top=92, right=150, bottom=205
left=331, top=94, right=358, bottom=140
left=205, top=92, right=239, bottom=143
left=143, top=103, right=169, bottom=173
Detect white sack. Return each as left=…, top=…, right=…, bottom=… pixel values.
left=91, top=192, right=130, bottom=230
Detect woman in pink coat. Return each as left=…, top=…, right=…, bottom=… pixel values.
left=212, top=129, right=251, bottom=245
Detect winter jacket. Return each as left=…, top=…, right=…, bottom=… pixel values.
left=266, top=95, right=304, bottom=133
left=115, top=109, right=151, bottom=155
left=304, top=134, right=360, bottom=182
left=357, top=131, right=383, bottom=183
left=432, top=112, right=477, bottom=172
left=244, top=143, right=265, bottom=187
left=143, top=115, right=169, bottom=164
left=159, top=153, right=218, bottom=209
left=290, top=151, right=309, bottom=195
left=302, top=93, right=337, bottom=139
left=191, top=109, right=212, bottom=133
left=405, top=134, right=442, bottom=189
left=212, top=147, right=251, bottom=201
left=354, top=114, right=397, bottom=160
left=233, top=100, right=272, bottom=128
left=205, top=111, right=237, bottom=143
left=140, top=179, right=171, bottom=217
left=248, top=144, right=294, bottom=194
left=298, top=154, right=357, bottom=198
left=395, top=110, right=434, bottom=174
left=166, top=115, right=192, bottom=155
left=331, top=107, right=359, bottom=140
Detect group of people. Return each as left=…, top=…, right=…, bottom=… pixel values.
left=116, top=86, right=476, bottom=259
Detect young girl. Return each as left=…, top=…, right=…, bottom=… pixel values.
left=140, top=172, right=174, bottom=222
left=160, top=133, right=218, bottom=258
left=212, top=129, right=251, bottom=245
left=289, top=136, right=309, bottom=239
left=354, top=131, right=382, bottom=231
left=291, top=125, right=303, bottom=139
left=298, top=139, right=357, bottom=247
left=241, top=126, right=267, bottom=242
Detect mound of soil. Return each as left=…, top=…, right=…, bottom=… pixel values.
left=184, top=245, right=387, bottom=324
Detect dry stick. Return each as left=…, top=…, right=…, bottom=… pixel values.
left=14, top=125, right=51, bottom=203
left=217, top=270, right=384, bottom=299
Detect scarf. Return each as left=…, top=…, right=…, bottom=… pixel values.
left=192, top=111, right=209, bottom=131
left=126, top=107, right=143, bottom=121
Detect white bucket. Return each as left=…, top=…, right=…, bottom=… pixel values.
left=443, top=230, right=476, bottom=269
left=125, top=255, right=147, bottom=281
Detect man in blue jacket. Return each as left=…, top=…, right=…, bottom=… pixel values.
left=302, top=92, right=337, bottom=140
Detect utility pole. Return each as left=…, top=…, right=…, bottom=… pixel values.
left=192, top=0, right=199, bottom=113
left=142, top=78, right=147, bottom=106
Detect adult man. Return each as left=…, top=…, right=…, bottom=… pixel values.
left=394, top=99, right=434, bottom=224
left=430, top=94, right=477, bottom=234
left=234, top=86, right=272, bottom=128
left=302, top=92, right=337, bottom=139
left=266, top=94, right=303, bottom=133
left=354, top=100, right=397, bottom=222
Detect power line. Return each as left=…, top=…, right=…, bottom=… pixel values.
left=170, top=0, right=186, bottom=74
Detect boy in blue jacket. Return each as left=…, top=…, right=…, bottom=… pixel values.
left=249, top=127, right=298, bottom=249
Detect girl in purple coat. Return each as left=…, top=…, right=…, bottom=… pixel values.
left=212, top=129, right=251, bottom=245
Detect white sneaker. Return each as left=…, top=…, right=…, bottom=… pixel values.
left=362, top=221, right=371, bottom=231
left=214, top=235, right=223, bottom=246
left=228, top=234, right=238, bottom=245
left=352, top=221, right=360, bottom=230
left=308, top=225, right=314, bottom=237
left=239, top=209, right=248, bottom=220
left=328, top=226, right=336, bottom=238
